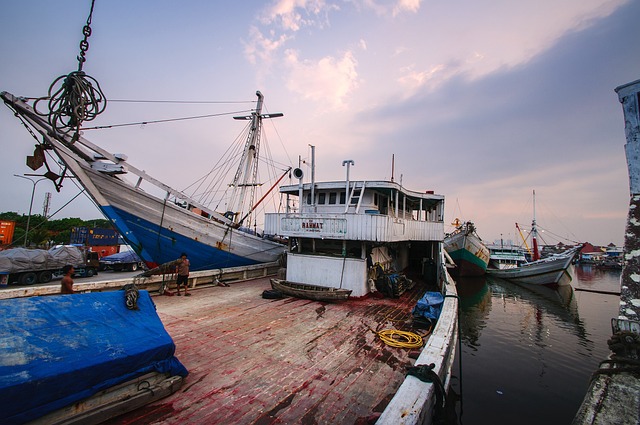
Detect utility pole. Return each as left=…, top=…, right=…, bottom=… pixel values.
left=14, top=174, right=47, bottom=246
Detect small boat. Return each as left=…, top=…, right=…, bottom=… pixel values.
left=486, top=247, right=579, bottom=285
left=1, top=91, right=287, bottom=272
left=486, top=191, right=581, bottom=286
left=444, top=219, right=490, bottom=276
left=0, top=290, right=187, bottom=424
left=270, top=278, right=352, bottom=301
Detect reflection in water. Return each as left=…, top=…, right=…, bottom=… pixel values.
left=450, top=265, right=620, bottom=425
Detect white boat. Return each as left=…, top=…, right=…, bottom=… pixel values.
left=486, top=247, right=579, bottom=286
left=1, top=91, right=287, bottom=273
left=264, top=153, right=459, bottom=423
left=444, top=220, right=490, bottom=276
left=486, top=191, right=580, bottom=286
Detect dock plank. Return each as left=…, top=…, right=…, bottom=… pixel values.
left=106, top=277, right=431, bottom=425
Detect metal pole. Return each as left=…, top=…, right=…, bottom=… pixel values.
left=14, top=175, right=46, bottom=247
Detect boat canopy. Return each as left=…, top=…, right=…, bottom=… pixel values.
left=0, top=291, right=187, bottom=424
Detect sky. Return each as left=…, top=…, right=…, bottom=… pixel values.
left=1, top=0, right=638, bottom=247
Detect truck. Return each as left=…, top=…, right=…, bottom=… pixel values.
left=0, top=245, right=100, bottom=285
left=99, top=250, right=146, bottom=272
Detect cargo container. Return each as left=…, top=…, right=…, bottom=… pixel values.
left=0, top=221, right=15, bottom=246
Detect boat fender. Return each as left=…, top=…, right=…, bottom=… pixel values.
left=262, top=289, right=284, bottom=299
left=406, top=363, right=446, bottom=422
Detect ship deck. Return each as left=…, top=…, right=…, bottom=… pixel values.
left=106, top=276, right=435, bottom=424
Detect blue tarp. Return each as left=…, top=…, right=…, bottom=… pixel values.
left=0, top=291, right=187, bottom=424
left=412, top=291, right=444, bottom=320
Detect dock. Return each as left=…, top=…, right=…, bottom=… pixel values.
left=572, top=79, right=640, bottom=424
left=1, top=262, right=458, bottom=424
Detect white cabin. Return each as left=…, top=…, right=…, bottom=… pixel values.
left=264, top=180, right=445, bottom=296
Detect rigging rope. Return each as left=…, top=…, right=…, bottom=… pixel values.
left=33, top=0, right=106, bottom=137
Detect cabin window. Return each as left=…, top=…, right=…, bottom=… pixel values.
left=329, top=192, right=337, bottom=205
left=318, top=193, right=326, bottom=204
left=306, top=193, right=311, bottom=205
left=374, top=193, right=378, bottom=206
left=339, top=191, right=346, bottom=204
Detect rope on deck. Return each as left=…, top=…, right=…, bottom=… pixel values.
left=376, top=329, right=425, bottom=349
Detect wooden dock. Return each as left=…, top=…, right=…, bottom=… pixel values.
left=101, top=276, right=438, bottom=424
left=573, top=78, right=640, bottom=425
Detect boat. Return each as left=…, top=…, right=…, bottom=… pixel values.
left=257, top=152, right=459, bottom=423
left=486, top=249, right=578, bottom=285
left=486, top=191, right=581, bottom=286
left=270, top=278, right=352, bottom=301
left=1, top=91, right=287, bottom=273
left=443, top=219, right=490, bottom=276
left=264, top=152, right=450, bottom=297
left=0, top=290, right=188, bottom=424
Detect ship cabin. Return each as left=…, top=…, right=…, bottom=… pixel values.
left=264, top=180, right=445, bottom=297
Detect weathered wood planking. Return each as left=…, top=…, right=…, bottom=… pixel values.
left=104, top=276, right=434, bottom=424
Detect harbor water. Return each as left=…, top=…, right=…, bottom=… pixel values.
left=449, top=264, right=621, bottom=425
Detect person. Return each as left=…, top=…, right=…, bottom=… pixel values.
left=175, top=253, right=191, bottom=296
left=61, top=265, right=75, bottom=294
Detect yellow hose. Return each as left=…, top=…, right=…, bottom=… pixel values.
left=376, top=329, right=424, bottom=349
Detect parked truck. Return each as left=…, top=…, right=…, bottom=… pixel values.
left=99, top=250, right=146, bottom=272
left=0, top=245, right=100, bottom=285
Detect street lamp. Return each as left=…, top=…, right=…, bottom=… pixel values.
left=14, top=174, right=47, bottom=247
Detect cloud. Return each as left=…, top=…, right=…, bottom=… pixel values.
left=283, top=49, right=360, bottom=109
left=243, top=26, right=291, bottom=65
left=260, top=0, right=339, bottom=31
left=356, top=0, right=423, bottom=17
left=393, top=0, right=422, bottom=16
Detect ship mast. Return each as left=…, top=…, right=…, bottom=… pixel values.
left=226, top=91, right=282, bottom=224
left=531, top=189, right=540, bottom=261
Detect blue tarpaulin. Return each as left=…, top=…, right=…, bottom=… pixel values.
left=412, top=291, right=444, bottom=320
left=0, top=290, right=187, bottom=424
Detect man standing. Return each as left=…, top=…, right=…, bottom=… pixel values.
left=61, top=265, right=75, bottom=294
left=175, top=253, right=191, bottom=296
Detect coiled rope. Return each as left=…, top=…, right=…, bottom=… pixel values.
left=376, top=329, right=426, bottom=349
left=33, top=0, right=106, bottom=137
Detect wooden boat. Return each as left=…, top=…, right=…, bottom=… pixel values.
left=270, top=278, right=352, bottom=300
left=2, top=101, right=459, bottom=425
left=0, top=291, right=187, bottom=424
left=444, top=220, right=490, bottom=276
left=1, top=91, right=287, bottom=273
left=0, top=261, right=458, bottom=424
left=486, top=191, right=581, bottom=286
left=264, top=148, right=449, bottom=298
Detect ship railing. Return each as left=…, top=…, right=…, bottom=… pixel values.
left=0, top=262, right=281, bottom=300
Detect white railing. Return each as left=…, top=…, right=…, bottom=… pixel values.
left=264, top=212, right=443, bottom=242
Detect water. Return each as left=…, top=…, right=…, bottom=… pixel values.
left=449, top=265, right=621, bottom=425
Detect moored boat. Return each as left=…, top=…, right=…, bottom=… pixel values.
left=1, top=91, right=287, bottom=272
left=444, top=220, right=490, bottom=277
left=486, top=191, right=581, bottom=286
left=486, top=247, right=579, bottom=286
left=0, top=290, right=187, bottom=424
left=270, top=278, right=352, bottom=301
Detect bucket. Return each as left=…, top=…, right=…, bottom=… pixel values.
left=0, top=272, right=8, bottom=287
